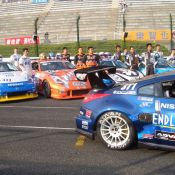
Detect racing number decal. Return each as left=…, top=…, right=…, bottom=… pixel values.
left=121, top=83, right=137, bottom=91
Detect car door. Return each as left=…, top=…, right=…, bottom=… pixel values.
left=154, top=80, right=175, bottom=147
left=135, top=83, right=157, bottom=143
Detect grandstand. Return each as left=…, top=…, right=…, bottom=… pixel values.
left=0, top=0, right=174, bottom=46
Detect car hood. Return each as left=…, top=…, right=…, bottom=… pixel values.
left=0, top=71, right=28, bottom=84
left=47, top=69, right=77, bottom=81
left=116, top=68, right=140, bottom=77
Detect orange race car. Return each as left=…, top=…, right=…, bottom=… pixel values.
left=32, top=60, right=91, bottom=99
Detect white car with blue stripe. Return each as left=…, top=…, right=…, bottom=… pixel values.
left=0, top=60, right=38, bottom=102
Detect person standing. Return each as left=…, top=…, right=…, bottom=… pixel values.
left=58, top=47, right=71, bottom=62
left=84, top=46, right=100, bottom=67
left=113, top=45, right=122, bottom=61
left=10, top=48, right=21, bottom=68
left=141, top=43, right=155, bottom=75
left=74, top=47, right=86, bottom=69
left=153, top=44, right=164, bottom=61
left=19, top=48, right=32, bottom=77
left=122, top=48, right=128, bottom=62
left=126, top=46, right=139, bottom=70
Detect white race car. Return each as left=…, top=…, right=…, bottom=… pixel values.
left=0, top=61, right=38, bottom=102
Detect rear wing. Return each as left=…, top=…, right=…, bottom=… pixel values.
left=74, top=66, right=116, bottom=89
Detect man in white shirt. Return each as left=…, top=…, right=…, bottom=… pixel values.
left=10, top=48, right=21, bottom=68
left=19, top=48, right=32, bottom=77
left=153, top=44, right=164, bottom=61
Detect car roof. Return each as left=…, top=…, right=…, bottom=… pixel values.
left=130, top=71, right=175, bottom=86
left=34, top=60, right=70, bottom=64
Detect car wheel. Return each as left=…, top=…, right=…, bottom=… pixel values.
left=97, top=111, right=136, bottom=150
left=43, top=81, right=51, bottom=98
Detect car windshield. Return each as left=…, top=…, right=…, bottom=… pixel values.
left=100, top=60, right=129, bottom=69
left=40, top=61, right=75, bottom=71
left=155, top=59, right=169, bottom=68
left=0, top=62, right=18, bottom=72
left=113, top=60, right=129, bottom=69
left=167, top=58, right=175, bottom=68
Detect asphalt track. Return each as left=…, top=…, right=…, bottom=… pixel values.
left=0, top=96, right=174, bottom=175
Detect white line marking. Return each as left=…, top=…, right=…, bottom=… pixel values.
left=0, top=106, right=78, bottom=109
left=0, top=125, right=76, bottom=131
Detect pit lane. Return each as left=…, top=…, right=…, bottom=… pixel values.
left=0, top=97, right=174, bottom=175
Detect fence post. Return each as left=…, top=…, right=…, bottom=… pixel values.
left=34, top=17, right=39, bottom=57
left=76, top=15, right=80, bottom=48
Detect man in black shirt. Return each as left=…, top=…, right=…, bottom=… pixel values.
left=58, top=47, right=71, bottom=62
left=84, top=46, right=100, bottom=67
left=74, top=47, right=86, bottom=69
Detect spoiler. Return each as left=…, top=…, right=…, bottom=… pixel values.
left=74, top=66, right=116, bottom=89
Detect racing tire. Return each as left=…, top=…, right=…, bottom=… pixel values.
left=43, top=81, right=51, bottom=98
left=97, top=111, right=137, bottom=150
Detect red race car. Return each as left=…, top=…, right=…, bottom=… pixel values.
left=32, top=60, right=91, bottom=99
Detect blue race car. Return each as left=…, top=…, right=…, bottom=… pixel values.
left=0, top=61, right=38, bottom=102
left=139, top=58, right=175, bottom=75
left=154, top=58, right=175, bottom=74
left=75, top=66, right=175, bottom=150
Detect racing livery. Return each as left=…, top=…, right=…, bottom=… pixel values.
left=139, top=58, right=175, bottom=75
left=75, top=66, right=175, bottom=150
left=100, top=59, right=144, bottom=82
left=32, top=60, right=91, bottom=99
left=0, top=61, right=37, bottom=102
left=154, top=58, right=175, bottom=74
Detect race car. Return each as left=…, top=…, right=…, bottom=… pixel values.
left=100, top=59, right=144, bottom=82
left=0, top=61, right=37, bottom=102
left=138, top=58, right=175, bottom=75
left=32, top=60, right=91, bottom=99
left=154, top=58, right=175, bottom=74
left=75, top=66, right=175, bottom=150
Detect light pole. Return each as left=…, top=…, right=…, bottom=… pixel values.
left=34, top=17, right=39, bottom=57
left=170, top=13, right=173, bottom=50
left=76, top=15, right=80, bottom=48
left=119, top=0, right=128, bottom=50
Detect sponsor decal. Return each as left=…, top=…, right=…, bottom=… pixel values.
left=153, top=113, right=175, bottom=128
left=82, top=120, right=88, bottom=130
left=139, top=101, right=153, bottom=108
left=73, top=82, right=86, bottom=87
left=155, top=131, right=175, bottom=141
left=137, top=96, right=153, bottom=102
left=155, top=100, right=175, bottom=111
left=8, top=83, right=23, bottom=87
left=113, top=90, right=136, bottom=95
left=143, top=134, right=154, bottom=139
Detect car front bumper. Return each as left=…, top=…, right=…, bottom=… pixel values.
left=0, top=93, right=38, bottom=102
left=76, top=114, right=95, bottom=139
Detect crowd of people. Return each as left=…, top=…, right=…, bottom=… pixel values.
left=6, top=43, right=175, bottom=77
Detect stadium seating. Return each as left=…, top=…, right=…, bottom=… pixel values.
left=0, top=0, right=174, bottom=45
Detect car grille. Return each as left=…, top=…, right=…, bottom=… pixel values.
left=6, top=91, right=28, bottom=97
left=68, top=90, right=90, bottom=97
